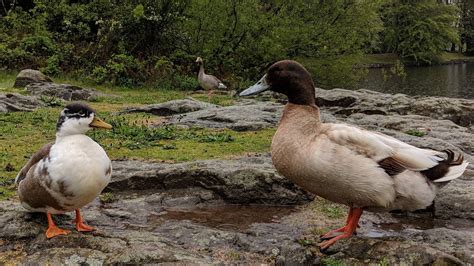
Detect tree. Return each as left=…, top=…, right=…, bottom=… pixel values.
left=458, top=0, right=474, bottom=55
left=381, top=0, right=459, bottom=64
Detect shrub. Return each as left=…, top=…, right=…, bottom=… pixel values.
left=90, top=54, right=146, bottom=86
left=41, top=54, right=62, bottom=76
left=20, top=35, right=56, bottom=57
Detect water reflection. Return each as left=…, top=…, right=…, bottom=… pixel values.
left=358, top=63, right=474, bottom=99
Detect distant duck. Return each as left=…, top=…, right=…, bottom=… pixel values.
left=195, top=57, right=227, bottom=99
left=240, top=60, right=468, bottom=250
left=15, top=103, right=113, bottom=238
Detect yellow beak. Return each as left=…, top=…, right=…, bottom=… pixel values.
left=89, top=117, right=112, bottom=129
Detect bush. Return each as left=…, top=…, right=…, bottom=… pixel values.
left=19, top=35, right=56, bottom=57
left=91, top=66, right=108, bottom=84
left=91, top=54, right=146, bottom=86
left=41, top=54, right=62, bottom=76
left=172, top=74, right=199, bottom=91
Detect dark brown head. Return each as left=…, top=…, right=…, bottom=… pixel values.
left=239, top=60, right=315, bottom=105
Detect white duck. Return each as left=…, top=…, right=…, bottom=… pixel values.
left=15, top=103, right=113, bottom=238
left=196, top=57, right=227, bottom=99
left=240, top=60, right=468, bottom=250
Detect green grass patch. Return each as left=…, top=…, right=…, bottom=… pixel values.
left=310, top=198, right=346, bottom=219
left=321, top=258, right=347, bottom=266
left=438, top=52, right=474, bottom=62
left=0, top=84, right=273, bottom=200
left=405, top=129, right=426, bottom=137
left=358, top=53, right=400, bottom=65
left=99, top=192, right=118, bottom=203
left=0, top=71, right=17, bottom=89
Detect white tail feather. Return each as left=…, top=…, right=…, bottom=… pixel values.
left=218, top=83, right=227, bottom=89
left=434, top=162, right=469, bottom=182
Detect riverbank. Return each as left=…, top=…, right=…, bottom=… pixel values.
left=359, top=52, right=474, bottom=68
left=1, top=72, right=473, bottom=264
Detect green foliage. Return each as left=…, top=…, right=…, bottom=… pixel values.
left=321, top=258, right=347, bottom=266
left=41, top=54, right=62, bottom=76
left=91, top=54, right=146, bottom=86
left=99, top=192, right=117, bottom=203
left=39, top=95, right=64, bottom=107
left=0, top=0, right=467, bottom=87
left=297, top=237, right=315, bottom=247
left=381, top=0, right=459, bottom=64
left=90, top=116, right=235, bottom=150
left=299, top=55, right=369, bottom=89
left=405, top=129, right=426, bottom=137
left=322, top=205, right=345, bottom=219
left=20, top=35, right=56, bottom=57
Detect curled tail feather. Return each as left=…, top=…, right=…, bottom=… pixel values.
left=421, top=150, right=468, bottom=183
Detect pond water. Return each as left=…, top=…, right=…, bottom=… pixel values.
left=358, top=63, right=474, bottom=99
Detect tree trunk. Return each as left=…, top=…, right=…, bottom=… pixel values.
left=466, top=37, right=474, bottom=55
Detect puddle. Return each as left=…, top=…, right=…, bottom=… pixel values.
left=378, top=216, right=473, bottom=231
left=156, top=205, right=298, bottom=231
left=364, top=216, right=474, bottom=238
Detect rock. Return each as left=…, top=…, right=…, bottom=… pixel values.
left=0, top=93, right=44, bottom=112
left=1, top=153, right=472, bottom=264
left=314, top=88, right=474, bottom=127
left=13, top=69, right=52, bottom=88
left=164, top=101, right=283, bottom=131
left=25, top=83, right=104, bottom=101
left=122, top=98, right=219, bottom=116
left=162, top=99, right=336, bottom=131
left=109, top=156, right=314, bottom=205
left=344, top=113, right=474, bottom=154
left=331, top=236, right=467, bottom=265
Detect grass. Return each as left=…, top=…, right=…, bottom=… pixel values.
left=321, top=258, right=347, bottom=266
left=99, top=192, right=117, bottom=203
left=357, top=53, right=400, bottom=65
left=0, top=72, right=273, bottom=200
left=310, top=198, right=346, bottom=219
left=438, top=51, right=474, bottom=62
left=405, top=129, right=426, bottom=137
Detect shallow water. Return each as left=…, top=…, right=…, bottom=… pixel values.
left=158, top=205, right=297, bottom=231
left=358, top=63, right=474, bottom=99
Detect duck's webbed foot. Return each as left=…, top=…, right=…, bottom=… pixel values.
left=75, top=209, right=95, bottom=232
left=318, top=207, right=363, bottom=251
left=46, top=213, right=71, bottom=239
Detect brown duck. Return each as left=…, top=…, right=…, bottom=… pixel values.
left=239, top=60, right=468, bottom=250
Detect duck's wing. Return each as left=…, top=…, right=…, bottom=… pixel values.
left=206, top=74, right=227, bottom=89
left=326, top=124, right=468, bottom=182
left=15, top=142, right=54, bottom=185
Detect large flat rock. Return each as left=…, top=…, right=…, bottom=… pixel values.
left=13, top=69, right=52, bottom=88
left=315, top=88, right=474, bottom=127
left=0, top=93, right=44, bottom=113
left=26, top=83, right=105, bottom=101
left=121, top=98, right=219, bottom=116
left=1, top=153, right=472, bottom=264
left=110, top=156, right=314, bottom=205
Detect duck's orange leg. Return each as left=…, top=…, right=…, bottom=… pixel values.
left=45, top=213, right=71, bottom=239
left=319, top=208, right=363, bottom=251
left=75, top=209, right=94, bottom=232
left=320, top=207, right=354, bottom=239
left=207, top=90, right=214, bottom=101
